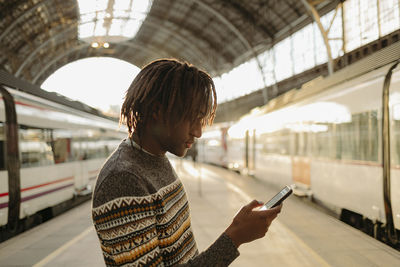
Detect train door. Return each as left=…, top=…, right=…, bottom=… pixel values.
left=292, top=131, right=311, bottom=191
left=387, top=63, right=400, bottom=242
left=70, top=132, right=89, bottom=194
left=77, top=138, right=89, bottom=194
left=0, top=86, right=20, bottom=231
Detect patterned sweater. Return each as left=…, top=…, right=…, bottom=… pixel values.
left=92, top=138, right=239, bottom=266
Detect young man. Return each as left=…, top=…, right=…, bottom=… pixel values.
left=92, top=59, right=282, bottom=266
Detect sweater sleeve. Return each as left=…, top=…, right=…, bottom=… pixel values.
left=180, top=233, right=240, bottom=267
left=92, top=174, right=239, bottom=266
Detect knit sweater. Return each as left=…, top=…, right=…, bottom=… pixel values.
left=92, top=138, right=239, bottom=266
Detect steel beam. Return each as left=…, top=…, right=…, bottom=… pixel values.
left=0, top=0, right=57, bottom=43
left=15, top=23, right=78, bottom=77
left=191, top=0, right=268, bottom=103
left=301, top=0, right=334, bottom=75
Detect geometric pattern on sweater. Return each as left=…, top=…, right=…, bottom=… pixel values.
left=93, top=179, right=197, bottom=266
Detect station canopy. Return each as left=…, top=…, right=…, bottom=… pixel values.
left=0, top=0, right=339, bottom=86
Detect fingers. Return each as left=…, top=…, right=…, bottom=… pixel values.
left=256, top=204, right=282, bottom=219
left=244, top=199, right=263, bottom=212
left=272, top=203, right=283, bottom=213
left=228, top=202, right=283, bottom=246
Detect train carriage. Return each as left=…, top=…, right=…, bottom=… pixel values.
left=198, top=43, right=400, bottom=245
left=0, top=71, right=125, bottom=234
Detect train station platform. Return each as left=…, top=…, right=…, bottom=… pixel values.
left=0, top=159, right=399, bottom=266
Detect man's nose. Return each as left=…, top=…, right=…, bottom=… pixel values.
left=191, top=120, right=202, bottom=138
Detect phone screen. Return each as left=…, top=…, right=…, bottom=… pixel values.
left=259, top=186, right=292, bottom=210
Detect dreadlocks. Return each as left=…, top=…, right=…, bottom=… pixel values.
left=120, top=58, right=217, bottom=140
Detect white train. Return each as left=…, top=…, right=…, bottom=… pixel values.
left=0, top=71, right=125, bottom=238
left=198, top=43, right=400, bottom=246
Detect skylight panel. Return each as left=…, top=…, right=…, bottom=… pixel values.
left=77, top=0, right=152, bottom=45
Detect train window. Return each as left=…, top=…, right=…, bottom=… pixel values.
left=259, top=130, right=290, bottom=155
left=334, top=111, right=378, bottom=162
left=84, top=140, right=103, bottom=159
left=84, top=139, right=119, bottom=159
left=362, top=111, right=378, bottom=162
left=19, top=126, right=54, bottom=168
left=53, top=138, right=71, bottom=163
left=52, top=129, right=73, bottom=163
left=257, top=110, right=379, bottom=163
left=71, top=129, right=121, bottom=161
left=336, top=121, right=353, bottom=160
left=71, top=140, right=82, bottom=161
left=0, top=122, right=4, bottom=170
left=392, top=115, right=400, bottom=167
left=312, top=123, right=336, bottom=159
left=309, top=110, right=379, bottom=163
left=293, top=132, right=309, bottom=157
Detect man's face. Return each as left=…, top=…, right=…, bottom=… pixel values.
left=154, top=116, right=202, bottom=157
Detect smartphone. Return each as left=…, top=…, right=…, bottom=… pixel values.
left=259, top=185, right=293, bottom=211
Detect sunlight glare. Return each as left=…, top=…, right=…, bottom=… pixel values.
left=41, top=57, right=140, bottom=116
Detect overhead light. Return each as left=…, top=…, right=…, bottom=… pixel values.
left=91, top=42, right=99, bottom=48
left=103, top=42, right=110, bottom=48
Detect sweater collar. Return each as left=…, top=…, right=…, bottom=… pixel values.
left=128, top=137, right=164, bottom=158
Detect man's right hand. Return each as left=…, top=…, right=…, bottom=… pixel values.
left=224, top=199, right=282, bottom=248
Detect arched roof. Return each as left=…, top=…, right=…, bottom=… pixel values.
left=0, top=0, right=339, bottom=86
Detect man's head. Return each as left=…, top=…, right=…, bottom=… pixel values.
left=121, top=59, right=217, bottom=156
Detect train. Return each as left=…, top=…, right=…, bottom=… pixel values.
left=0, top=70, right=125, bottom=239
left=197, top=42, right=400, bottom=247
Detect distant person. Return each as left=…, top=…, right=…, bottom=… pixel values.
left=91, top=59, right=282, bottom=266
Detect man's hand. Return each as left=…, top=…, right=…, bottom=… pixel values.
left=224, top=199, right=282, bottom=248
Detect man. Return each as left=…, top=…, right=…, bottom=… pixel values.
left=92, top=59, right=282, bottom=266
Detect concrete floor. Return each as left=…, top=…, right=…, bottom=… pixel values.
left=1, top=159, right=399, bottom=266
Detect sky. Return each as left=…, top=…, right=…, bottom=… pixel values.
left=41, top=57, right=140, bottom=115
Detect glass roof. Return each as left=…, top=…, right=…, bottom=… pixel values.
left=77, top=0, right=152, bottom=45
